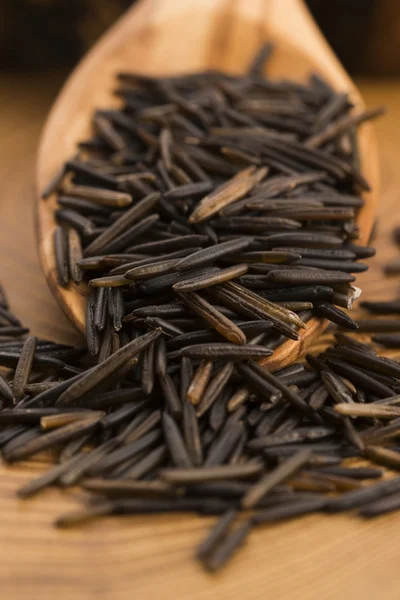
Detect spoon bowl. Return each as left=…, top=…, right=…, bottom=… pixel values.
left=36, top=0, right=379, bottom=369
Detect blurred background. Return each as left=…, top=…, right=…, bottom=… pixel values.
left=0, top=0, right=400, bottom=74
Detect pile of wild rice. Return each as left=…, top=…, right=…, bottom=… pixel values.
left=2, top=44, right=399, bottom=572
left=47, top=42, right=384, bottom=351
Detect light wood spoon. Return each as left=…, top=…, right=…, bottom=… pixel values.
left=36, top=0, right=379, bottom=369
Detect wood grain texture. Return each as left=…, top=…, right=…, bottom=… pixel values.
left=0, top=47, right=398, bottom=600
left=36, top=0, right=379, bottom=370
left=0, top=73, right=81, bottom=348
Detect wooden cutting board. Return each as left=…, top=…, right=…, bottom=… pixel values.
left=0, top=73, right=399, bottom=600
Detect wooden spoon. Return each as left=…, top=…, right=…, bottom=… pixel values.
left=36, top=0, right=379, bottom=369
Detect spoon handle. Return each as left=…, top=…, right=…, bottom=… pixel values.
left=119, top=0, right=350, bottom=88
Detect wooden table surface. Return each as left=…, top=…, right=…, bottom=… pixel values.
left=0, top=72, right=400, bottom=600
